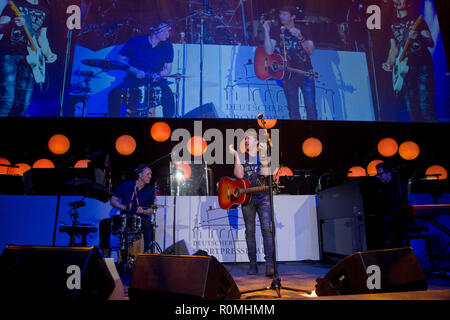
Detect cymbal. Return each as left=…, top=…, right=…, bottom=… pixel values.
left=81, top=59, right=129, bottom=70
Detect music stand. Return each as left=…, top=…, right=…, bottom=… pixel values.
left=240, top=117, right=311, bottom=298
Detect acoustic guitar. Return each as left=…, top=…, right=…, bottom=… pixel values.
left=9, top=0, right=46, bottom=84
left=392, top=15, right=423, bottom=95
left=218, top=177, right=269, bottom=210
left=254, top=46, right=318, bottom=81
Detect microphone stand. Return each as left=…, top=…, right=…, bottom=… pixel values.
left=241, top=116, right=310, bottom=298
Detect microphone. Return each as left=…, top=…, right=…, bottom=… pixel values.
left=257, top=113, right=264, bottom=119
left=180, top=32, right=186, bottom=44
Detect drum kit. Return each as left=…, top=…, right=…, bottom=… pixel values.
left=71, top=59, right=190, bottom=118
left=111, top=204, right=170, bottom=274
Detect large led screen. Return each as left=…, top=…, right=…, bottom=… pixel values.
left=0, top=0, right=448, bottom=122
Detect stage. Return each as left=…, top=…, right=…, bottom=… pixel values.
left=118, top=260, right=450, bottom=300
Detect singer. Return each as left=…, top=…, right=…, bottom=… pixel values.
left=228, top=129, right=275, bottom=277
left=263, top=5, right=317, bottom=120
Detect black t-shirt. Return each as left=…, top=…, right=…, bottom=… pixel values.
left=120, top=35, right=173, bottom=82
left=0, top=0, right=49, bottom=56
left=243, top=153, right=268, bottom=199
left=389, top=14, right=433, bottom=66
left=270, top=24, right=313, bottom=72
left=113, top=180, right=155, bottom=215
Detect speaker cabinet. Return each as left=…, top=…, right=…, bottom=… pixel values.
left=129, top=254, right=241, bottom=300
left=0, top=245, right=115, bottom=301
left=315, top=247, right=427, bottom=296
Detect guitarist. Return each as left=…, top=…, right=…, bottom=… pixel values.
left=382, top=0, right=437, bottom=122
left=228, top=129, right=275, bottom=277
left=263, top=5, right=317, bottom=120
left=0, top=0, right=57, bottom=116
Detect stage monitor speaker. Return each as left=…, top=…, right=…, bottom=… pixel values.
left=0, top=245, right=115, bottom=301
left=315, top=247, right=427, bottom=296
left=161, top=240, right=189, bottom=255
left=129, top=254, right=241, bottom=300
left=183, top=102, right=218, bottom=119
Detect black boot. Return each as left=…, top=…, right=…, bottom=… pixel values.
left=247, top=262, right=258, bottom=275
left=265, top=262, right=274, bottom=277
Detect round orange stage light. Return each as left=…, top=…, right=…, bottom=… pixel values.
left=74, top=159, right=91, bottom=168
left=33, top=159, right=55, bottom=169
left=348, top=166, right=367, bottom=177
left=9, top=163, right=31, bottom=176
left=425, top=165, right=447, bottom=180
left=48, top=134, right=70, bottom=155
left=377, top=138, right=398, bottom=157
left=257, top=119, right=277, bottom=129
left=150, top=122, right=171, bottom=142
left=115, top=135, right=136, bottom=156
left=302, top=137, right=323, bottom=158
left=399, top=141, right=420, bottom=160
left=187, top=136, right=207, bottom=157
left=173, top=162, right=192, bottom=180
left=0, top=157, right=11, bottom=174
left=273, top=166, right=293, bottom=183
left=367, top=159, right=384, bottom=176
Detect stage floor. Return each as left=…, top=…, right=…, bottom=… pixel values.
left=122, top=261, right=450, bottom=300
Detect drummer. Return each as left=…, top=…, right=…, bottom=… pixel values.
left=99, top=164, right=156, bottom=257
left=108, top=19, right=175, bottom=117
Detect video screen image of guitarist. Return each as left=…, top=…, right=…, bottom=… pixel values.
left=382, top=0, right=438, bottom=122
left=0, top=0, right=57, bottom=117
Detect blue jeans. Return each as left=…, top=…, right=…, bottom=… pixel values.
left=282, top=74, right=317, bottom=120
left=241, top=195, right=274, bottom=265
left=404, top=65, right=437, bottom=122
left=0, top=55, right=34, bottom=116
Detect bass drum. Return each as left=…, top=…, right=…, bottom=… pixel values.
left=111, top=214, right=142, bottom=235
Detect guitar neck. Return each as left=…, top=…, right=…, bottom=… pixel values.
left=239, top=185, right=269, bottom=194
left=9, top=0, right=37, bottom=51
left=285, top=66, right=309, bottom=76
left=399, top=16, right=423, bottom=62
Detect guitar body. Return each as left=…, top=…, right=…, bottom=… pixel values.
left=254, top=46, right=319, bottom=81
left=254, top=46, right=285, bottom=80
left=26, top=37, right=46, bottom=84
left=218, top=177, right=251, bottom=210
left=392, top=48, right=409, bottom=95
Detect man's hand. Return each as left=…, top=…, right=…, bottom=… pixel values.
left=45, top=52, right=57, bottom=63
left=262, top=20, right=271, bottom=34
left=289, top=27, right=303, bottom=39
left=135, top=70, right=146, bottom=79
left=136, top=206, right=144, bottom=214
left=409, top=29, right=418, bottom=40
left=14, top=16, right=25, bottom=27
left=382, top=61, right=393, bottom=72
left=228, top=144, right=238, bottom=156
left=259, top=141, right=268, bottom=154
